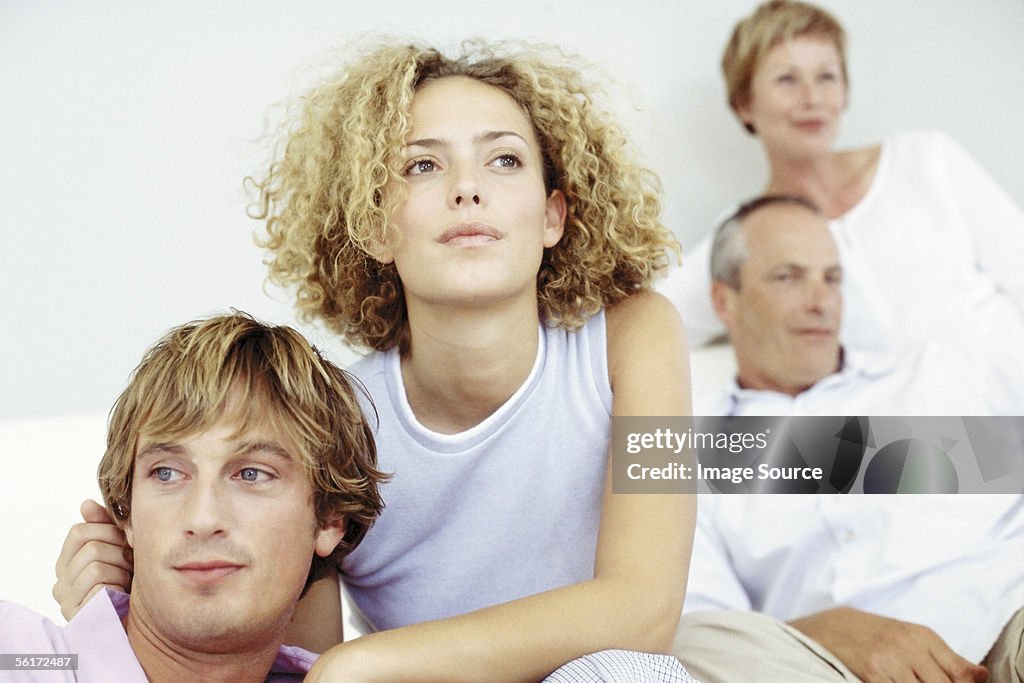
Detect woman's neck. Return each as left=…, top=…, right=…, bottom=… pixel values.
left=764, top=145, right=879, bottom=219
left=399, top=297, right=541, bottom=434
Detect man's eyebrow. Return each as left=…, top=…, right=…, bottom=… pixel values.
left=405, top=130, right=528, bottom=149
left=236, top=440, right=296, bottom=463
left=136, top=443, right=183, bottom=461
left=135, top=440, right=295, bottom=463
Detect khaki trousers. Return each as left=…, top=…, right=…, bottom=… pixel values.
left=672, top=608, right=1023, bottom=683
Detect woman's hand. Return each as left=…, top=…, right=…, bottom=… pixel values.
left=52, top=499, right=133, bottom=620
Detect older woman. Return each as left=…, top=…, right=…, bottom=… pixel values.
left=663, top=0, right=1024, bottom=360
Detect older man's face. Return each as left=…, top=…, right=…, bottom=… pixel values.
left=715, top=203, right=843, bottom=396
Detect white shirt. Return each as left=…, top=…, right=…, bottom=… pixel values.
left=661, top=130, right=1024, bottom=354
left=700, top=345, right=1024, bottom=417
left=684, top=495, right=1024, bottom=663
left=690, top=347, right=1024, bottom=664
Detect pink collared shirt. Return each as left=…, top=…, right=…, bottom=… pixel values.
left=0, top=589, right=316, bottom=681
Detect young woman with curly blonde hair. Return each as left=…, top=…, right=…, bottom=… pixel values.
left=55, top=38, right=697, bottom=682
left=254, top=40, right=681, bottom=356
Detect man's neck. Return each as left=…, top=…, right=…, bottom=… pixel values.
left=735, top=348, right=844, bottom=398
left=124, top=604, right=282, bottom=683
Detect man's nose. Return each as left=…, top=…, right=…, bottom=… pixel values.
left=182, top=479, right=229, bottom=539
left=805, top=279, right=838, bottom=316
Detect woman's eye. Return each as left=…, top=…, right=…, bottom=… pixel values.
left=405, top=158, right=437, bottom=176
left=490, top=153, right=521, bottom=169
left=776, top=74, right=796, bottom=84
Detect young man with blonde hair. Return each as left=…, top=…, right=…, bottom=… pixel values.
left=1, top=313, right=386, bottom=681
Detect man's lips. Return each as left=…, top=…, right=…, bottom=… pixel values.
left=437, top=222, right=502, bottom=245
left=174, top=560, right=245, bottom=584
left=793, top=327, right=835, bottom=338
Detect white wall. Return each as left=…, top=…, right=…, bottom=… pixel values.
left=1, top=0, right=1022, bottom=420
left=1, top=0, right=1022, bottom=620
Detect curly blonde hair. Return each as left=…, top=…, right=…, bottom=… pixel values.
left=251, top=38, right=678, bottom=354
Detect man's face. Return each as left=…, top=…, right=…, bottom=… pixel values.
left=123, top=409, right=344, bottom=653
left=713, top=203, right=843, bottom=396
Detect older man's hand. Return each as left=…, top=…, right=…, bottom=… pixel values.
left=790, top=607, right=988, bottom=683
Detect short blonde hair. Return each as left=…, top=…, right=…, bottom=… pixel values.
left=251, top=39, right=677, bottom=354
left=723, top=0, right=847, bottom=134
left=98, top=312, right=387, bottom=585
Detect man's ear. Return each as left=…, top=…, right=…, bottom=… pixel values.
left=119, top=507, right=135, bottom=549
left=313, top=515, right=347, bottom=558
left=543, top=189, right=567, bottom=248
left=711, top=280, right=737, bottom=329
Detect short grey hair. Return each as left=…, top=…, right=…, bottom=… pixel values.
left=709, top=194, right=820, bottom=289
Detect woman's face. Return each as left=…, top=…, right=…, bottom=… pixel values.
left=738, top=35, right=846, bottom=159
left=378, top=76, right=565, bottom=314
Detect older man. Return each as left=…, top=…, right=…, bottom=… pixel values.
left=674, top=196, right=1024, bottom=683
left=702, top=195, right=1022, bottom=416
left=0, top=313, right=386, bottom=682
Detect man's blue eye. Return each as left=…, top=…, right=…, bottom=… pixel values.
left=154, top=467, right=176, bottom=482
left=239, top=468, right=262, bottom=482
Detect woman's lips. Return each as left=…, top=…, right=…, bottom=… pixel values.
left=437, top=222, right=502, bottom=245
left=794, top=119, right=826, bottom=133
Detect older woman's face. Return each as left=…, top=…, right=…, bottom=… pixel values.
left=738, top=35, right=846, bottom=158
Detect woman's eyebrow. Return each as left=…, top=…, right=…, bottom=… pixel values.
left=475, top=130, right=527, bottom=144
left=406, top=130, right=527, bottom=149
